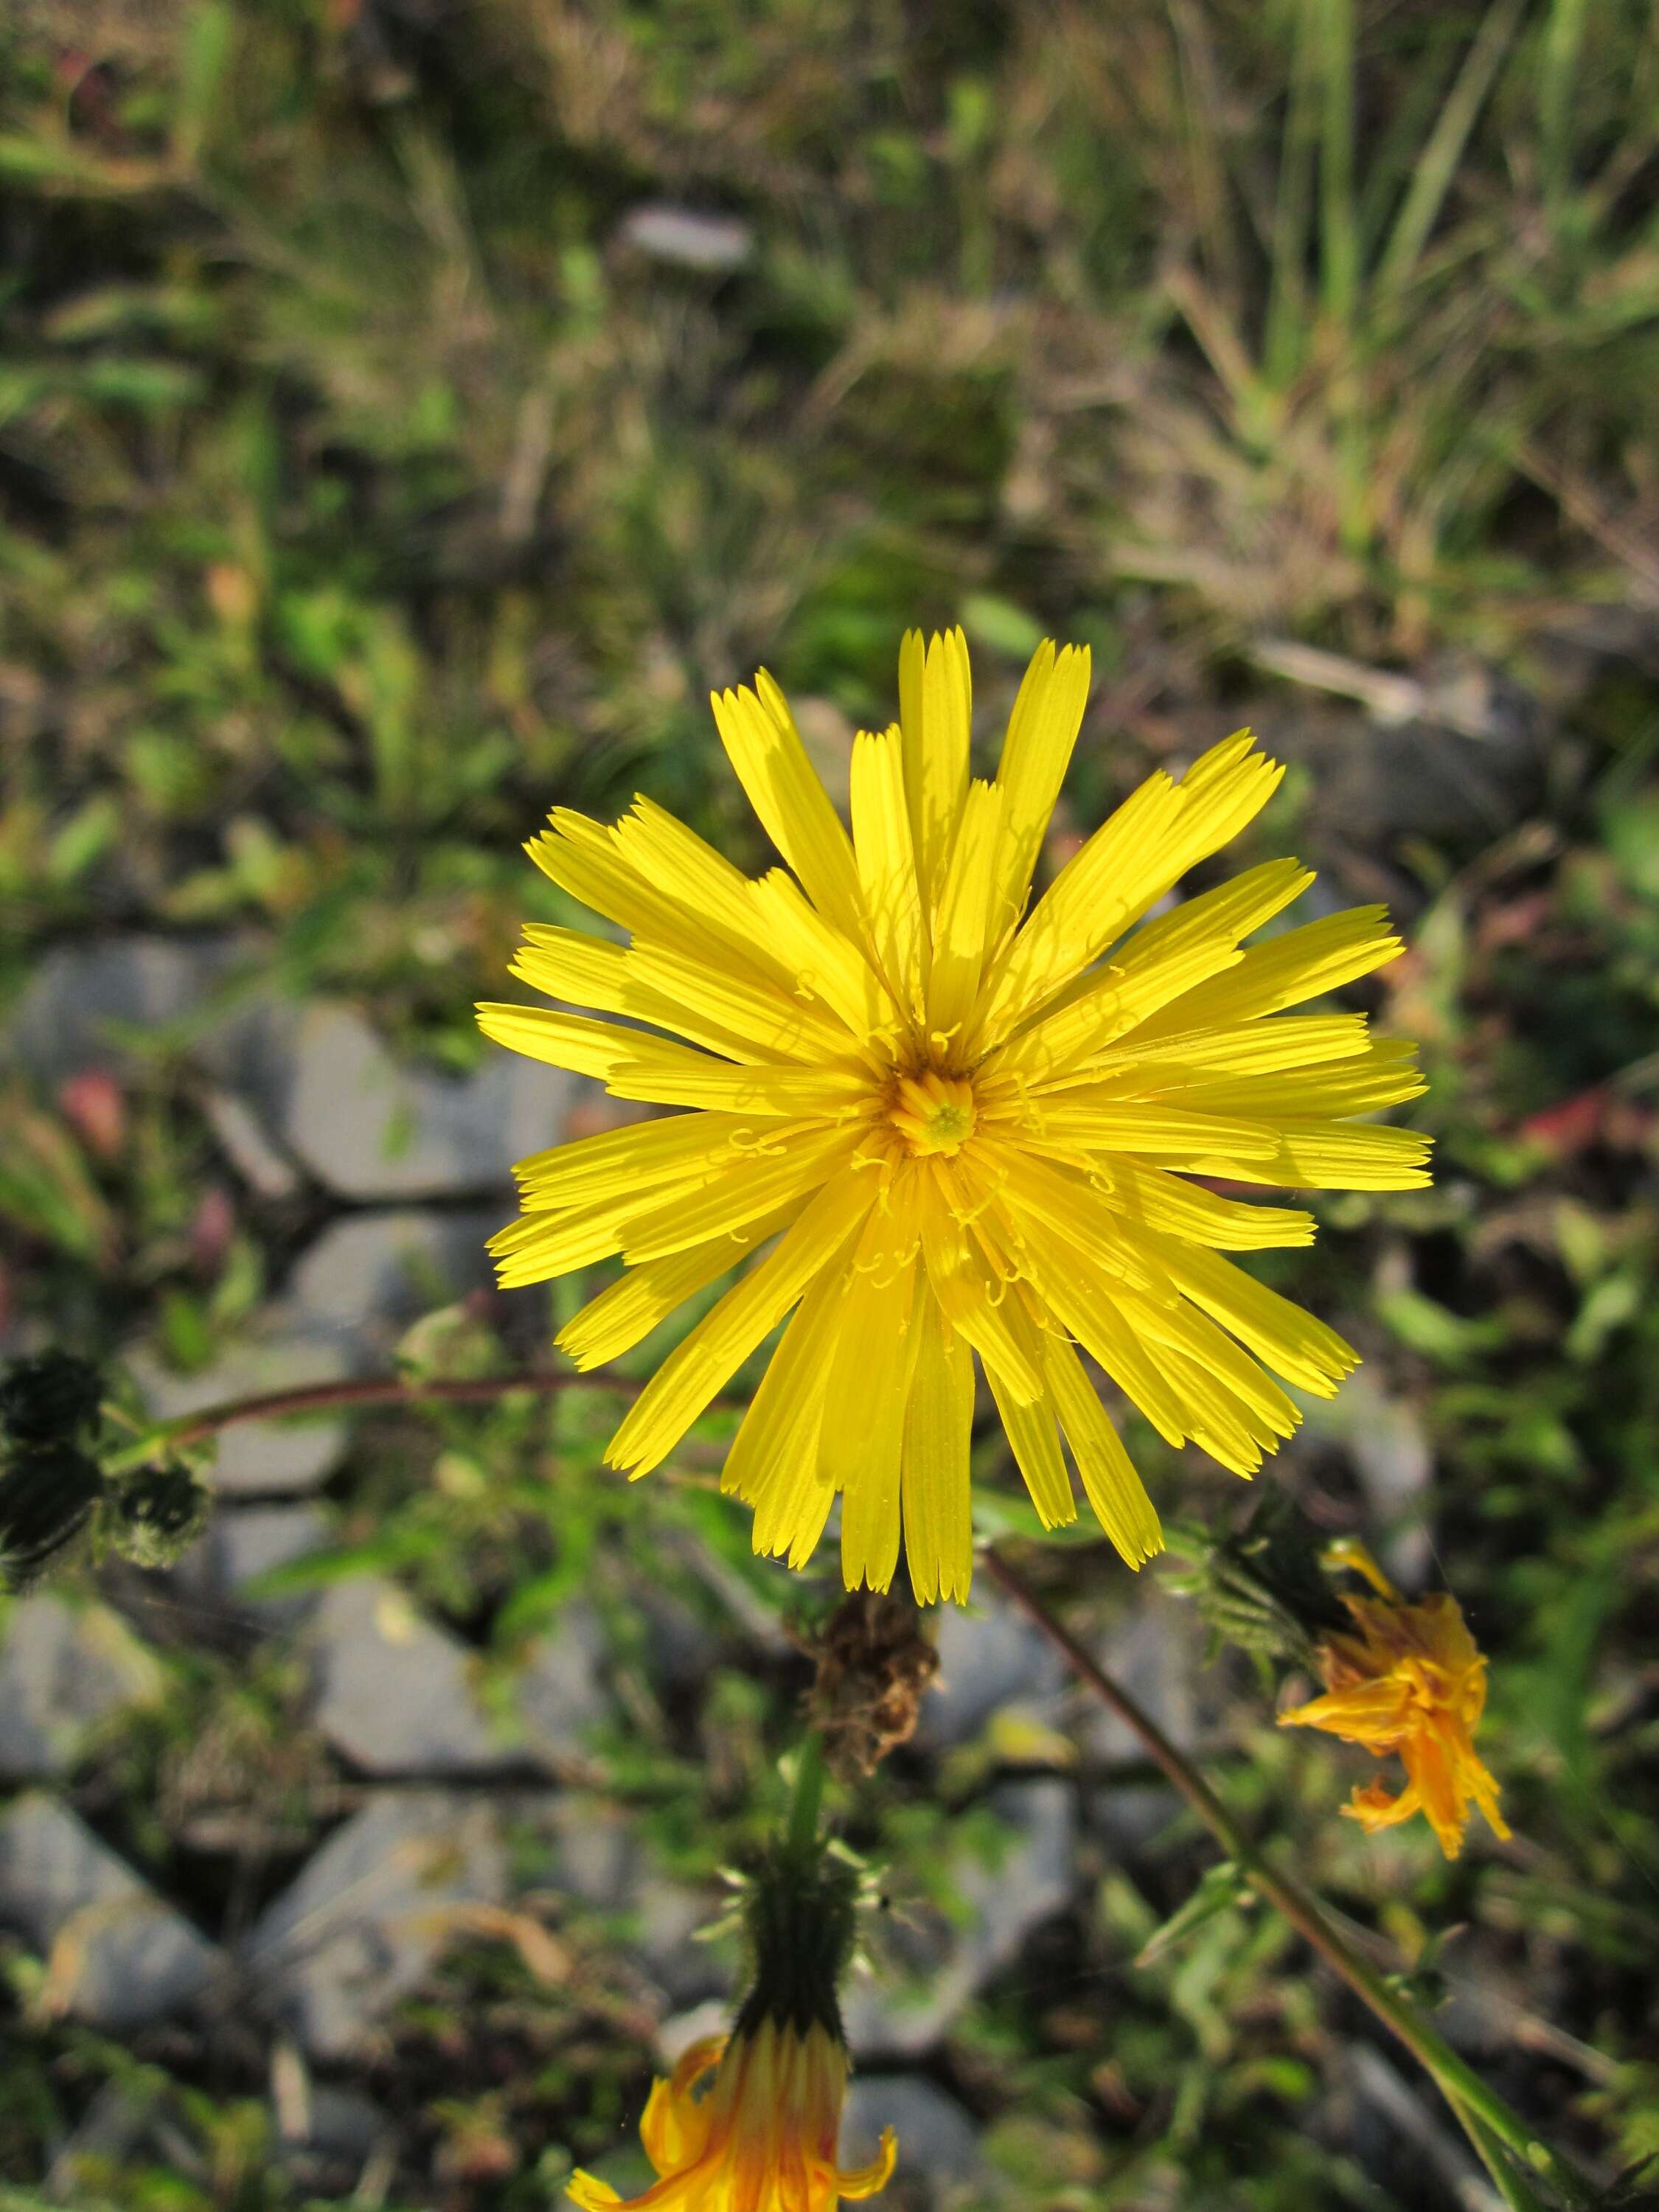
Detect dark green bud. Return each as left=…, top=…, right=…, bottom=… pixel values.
left=1165, top=1492, right=1352, bottom=1665
left=0, top=1444, right=107, bottom=1591
left=110, top=1461, right=211, bottom=1571
left=732, top=1836, right=861, bottom=2044
left=0, top=1352, right=105, bottom=1447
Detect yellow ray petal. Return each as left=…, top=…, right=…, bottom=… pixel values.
left=512, top=925, right=631, bottom=1009
left=1138, top=905, right=1404, bottom=1034
left=619, top=1124, right=860, bottom=1262
left=989, top=639, right=1091, bottom=939
left=1158, top=1040, right=1427, bottom=1121
left=488, top=1192, right=654, bottom=1285
left=1152, top=1346, right=1270, bottom=1474
left=527, top=810, right=754, bottom=973
left=900, top=627, right=971, bottom=905
left=604, top=1171, right=873, bottom=1477
left=730, top=1271, right=844, bottom=1570
left=512, top=1111, right=757, bottom=1208
left=1100, top=1161, right=1316, bottom=1251
left=614, top=799, right=842, bottom=1010
left=990, top=1150, right=1166, bottom=1298
left=927, top=779, right=1006, bottom=1043
left=475, top=1002, right=635, bottom=1081
left=1039, top=1334, right=1162, bottom=1567
left=1081, top=1012, right=1372, bottom=1083
left=1004, top=1207, right=1190, bottom=1447
left=850, top=724, right=928, bottom=1022
left=997, top=858, right=1312, bottom=1081
left=1022, top=1100, right=1284, bottom=1158
left=984, top=1325, right=1077, bottom=1531
left=1147, top=1237, right=1359, bottom=1394
left=971, top=732, right=1284, bottom=1054
left=748, top=868, right=891, bottom=1040
left=918, top=1178, right=1044, bottom=1402
left=602, top=1033, right=871, bottom=1116
left=512, top=935, right=773, bottom=1066
left=625, top=939, right=855, bottom=1064
left=901, top=1299, right=975, bottom=1604
left=711, top=676, right=866, bottom=938
left=826, top=1186, right=925, bottom=1595
left=1189, top=1121, right=1434, bottom=1189
left=556, top=1203, right=799, bottom=1370
left=1121, top=1279, right=1301, bottom=1449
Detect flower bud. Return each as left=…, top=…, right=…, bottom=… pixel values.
left=0, top=1443, right=106, bottom=1591
left=0, top=1351, right=104, bottom=1448
left=1165, top=1491, right=1351, bottom=1665
left=111, top=1461, right=211, bottom=1570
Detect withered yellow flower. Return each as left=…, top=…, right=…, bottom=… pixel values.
left=568, top=1828, right=892, bottom=2211
left=567, top=2023, right=893, bottom=2212
left=482, top=630, right=1430, bottom=1601
left=1279, top=1547, right=1510, bottom=1859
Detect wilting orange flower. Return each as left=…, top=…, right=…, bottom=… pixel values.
left=567, top=2020, right=894, bottom=2211
left=1279, top=1548, right=1509, bottom=1859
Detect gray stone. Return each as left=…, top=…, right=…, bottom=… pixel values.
left=249, top=1001, right=571, bottom=1201
left=244, top=1790, right=507, bottom=2059
left=841, top=2076, right=984, bottom=2202
left=310, top=1577, right=504, bottom=1776
left=844, top=1781, right=1075, bottom=2058
left=285, top=1208, right=498, bottom=1365
left=1, top=947, right=576, bottom=1202
left=1, top=936, right=229, bottom=1085
left=515, top=1796, right=723, bottom=2008
left=529, top=1792, right=639, bottom=1911
left=619, top=204, right=753, bottom=273
left=125, top=1320, right=351, bottom=1497
left=0, top=1793, right=218, bottom=2028
left=172, top=1505, right=331, bottom=1632
left=1073, top=1596, right=1203, bottom=1769
left=637, top=1588, right=723, bottom=1696
left=912, top=1587, right=1068, bottom=1753
left=0, top=1596, right=164, bottom=1779
left=201, top=1087, right=304, bottom=1199
left=513, top=1601, right=614, bottom=1774
left=631, top=1875, right=726, bottom=2009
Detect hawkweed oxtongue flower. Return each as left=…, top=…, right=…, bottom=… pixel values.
left=482, top=629, right=1430, bottom=1601
left=1279, top=1545, right=1509, bottom=1860
left=567, top=1834, right=894, bottom=2211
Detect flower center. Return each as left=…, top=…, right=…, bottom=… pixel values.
left=889, top=1070, right=977, bottom=1158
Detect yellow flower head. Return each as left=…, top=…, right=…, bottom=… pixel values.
left=1279, top=1548, right=1510, bottom=1859
left=482, top=628, right=1430, bottom=1601
left=567, top=2023, right=894, bottom=2212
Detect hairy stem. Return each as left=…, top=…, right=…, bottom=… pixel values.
left=786, top=1729, right=828, bottom=1854
left=102, top=1368, right=649, bottom=1477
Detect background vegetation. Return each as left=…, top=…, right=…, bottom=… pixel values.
left=1, top=1, right=1658, bottom=2206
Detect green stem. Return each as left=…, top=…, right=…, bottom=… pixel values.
left=786, top=1728, right=827, bottom=1857
left=1448, top=2089, right=1553, bottom=2212
left=982, top=1546, right=1600, bottom=2210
